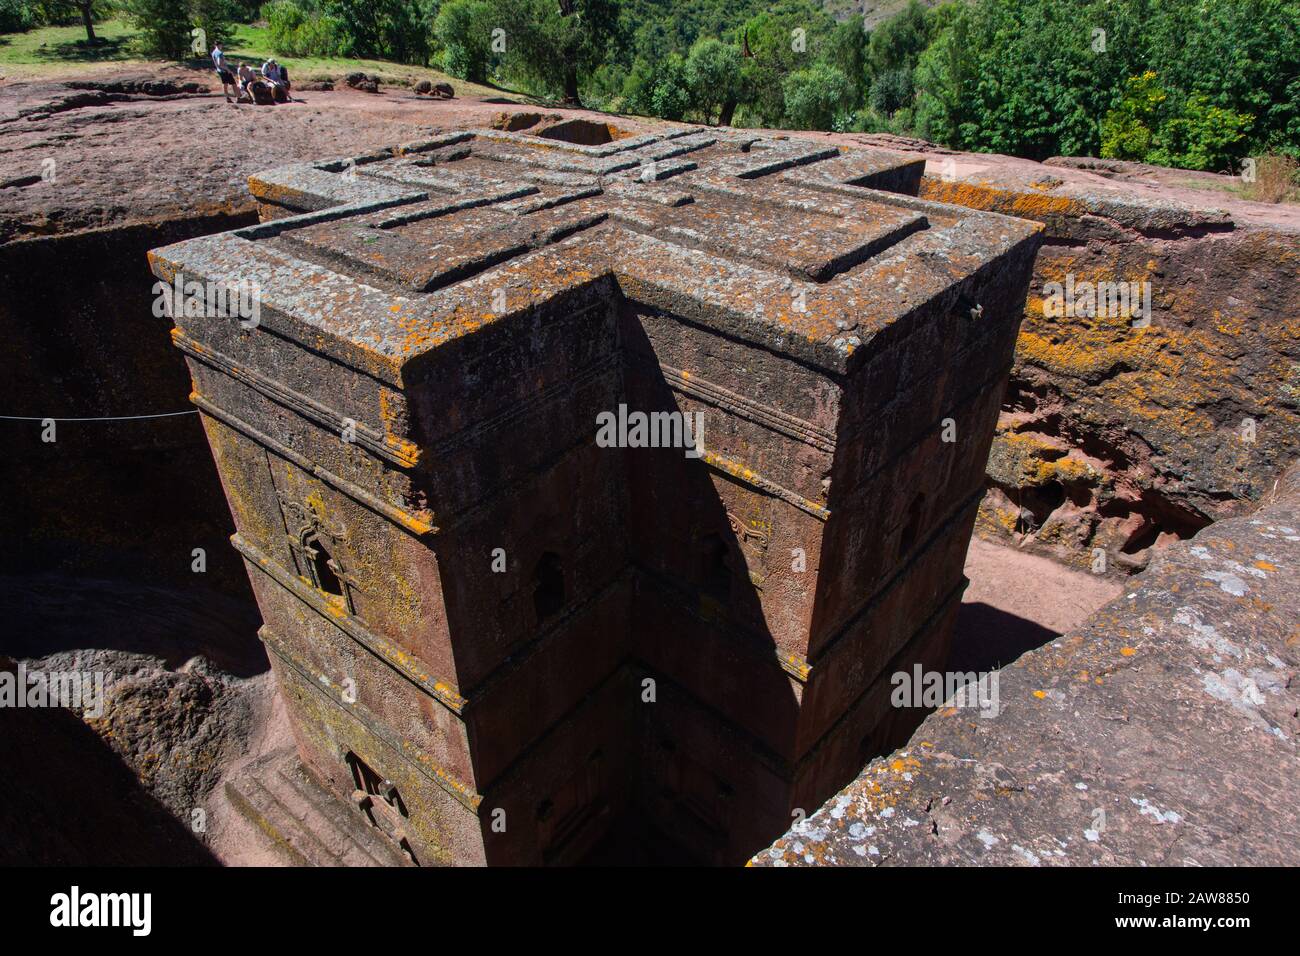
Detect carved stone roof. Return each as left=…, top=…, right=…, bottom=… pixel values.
left=148, top=125, right=1040, bottom=386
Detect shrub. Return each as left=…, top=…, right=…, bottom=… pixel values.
left=0, top=0, right=34, bottom=33
left=262, top=0, right=345, bottom=57
left=1102, top=72, right=1254, bottom=171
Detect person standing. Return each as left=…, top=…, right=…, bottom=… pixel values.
left=211, top=43, right=237, bottom=103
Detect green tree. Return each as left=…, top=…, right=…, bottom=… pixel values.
left=123, top=0, right=236, bottom=58
left=192, top=0, right=237, bottom=50
left=0, top=0, right=35, bottom=33
left=684, top=36, right=742, bottom=125
left=1154, top=95, right=1254, bottom=171
left=911, top=5, right=974, bottom=147
left=735, top=1, right=838, bottom=127
left=782, top=61, right=852, bottom=130
left=869, top=67, right=911, bottom=117
left=913, top=0, right=1138, bottom=158
left=262, top=1, right=347, bottom=57
left=436, top=0, right=495, bottom=83
left=825, top=14, right=866, bottom=103
left=1140, top=0, right=1299, bottom=160
left=622, top=49, right=690, bottom=119
left=866, top=0, right=929, bottom=76
left=620, top=56, right=657, bottom=114
left=494, top=0, right=621, bottom=105
left=1098, top=70, right=1166, bottom=162
left=325, top=0, right=431, bottom=64
left=40, top=0, right=101, bottom=42
left=1102, top=71, right=1254, bottom=171
left=908, top=0, right=1292, bottom=166
left=122, top=0, right=194, bottom=59
left=651, top=51, right=691, bottom=119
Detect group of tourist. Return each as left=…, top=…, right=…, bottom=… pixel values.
left=210, top=44, right=292, bottom=105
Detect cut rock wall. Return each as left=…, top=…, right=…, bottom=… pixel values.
left=914, top=166, right=1300, bottom=574
left=0, top=217, right=255, bottom=596
left=0, top=75, right=441, bottom=596
left=755, top=462, right=1300, bottom=867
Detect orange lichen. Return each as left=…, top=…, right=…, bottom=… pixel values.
left=919, top=179, right=1084, bottom=220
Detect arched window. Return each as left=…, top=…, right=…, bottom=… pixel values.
left=700, top=532, right=732, bottom=601
left=898, top=493, right=925, bottom=559
left=307, top=534, right=344, bottom=597
left=533, top=552, right=565, bottom=622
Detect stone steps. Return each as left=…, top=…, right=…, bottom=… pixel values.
left=224, top=747, right=414, bottom=867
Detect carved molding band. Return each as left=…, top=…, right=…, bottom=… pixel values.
left=235, top=532, right=467, bottom=720
left=656, top=359, right=836, bottom=454
left=424, top=335, right=617, bottom=459
left=173, top=328, right=421, bottom=469
left=700, top=448, right=831, bottom=522
left=193, top=392, right=436, bottom=536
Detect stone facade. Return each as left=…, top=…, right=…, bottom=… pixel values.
left=148, top=123, right=1040, bottom=865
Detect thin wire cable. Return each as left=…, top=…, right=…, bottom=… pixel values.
left=0, top=411, right=198, bottom=422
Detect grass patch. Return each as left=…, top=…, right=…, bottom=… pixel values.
left=0, top=17, right=524, bottom=101
left=1244, top=155, right=1300, bottom=204
left=0, top=19, right=141, bottom=70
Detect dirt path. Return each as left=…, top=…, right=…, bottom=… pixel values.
left=954, top=536, right=1122, bottom=674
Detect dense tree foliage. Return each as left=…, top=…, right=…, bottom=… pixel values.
left=428, top=0, right=1295, bottom=171
left=0, top=0, right=36, bottom=32
left=121, top=0, right=221, bottom=59
left=2, top=0, right=1295, bottom=171
left=684, top=36, right=743, bottom=124
left=910, top=0, right=1298, bottom=168
left=434, top=0, right=493, bottom=80
left=262, top=0, right=347, bottom=56
left=488, top=0, right=621, bottom=103
left=324, top=0, right=434, bottom=63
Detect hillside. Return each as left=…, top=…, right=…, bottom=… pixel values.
left=823, top=0, right=940, bottom=27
